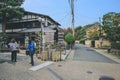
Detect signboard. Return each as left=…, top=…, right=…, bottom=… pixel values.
left=44, top=32, right=54, bottom=43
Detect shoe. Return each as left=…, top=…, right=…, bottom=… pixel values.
left=32, top=64, right=34, bottom=66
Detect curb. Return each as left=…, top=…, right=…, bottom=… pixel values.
left=61, top=50, right=71, bottom=60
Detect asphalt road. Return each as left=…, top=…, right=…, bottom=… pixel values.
left=73, top=44, right=118, bottom=64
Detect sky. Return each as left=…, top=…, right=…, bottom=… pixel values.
left=22, top=0, right=120, bottom=28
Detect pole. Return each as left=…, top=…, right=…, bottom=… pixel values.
left=41, top=21, right=45, bottom=51
left=99, top=17, right=102, bottom=48
left=71, top=0, right=75, bottom=36
left=69, top=0, right=75, bottom=37
left=99, top=17, right=102, bottom=37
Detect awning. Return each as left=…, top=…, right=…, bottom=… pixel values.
left=19, top=28, right=56, bottom=33
left=19, top=28, right=42, bottom=32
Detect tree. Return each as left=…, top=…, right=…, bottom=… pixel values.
left=65, top=33, right=75, bottom=49
left=74, top=26, right=82, bottom=40
left=88, top=30, right=99, bottom=39
left=102, top=12, right=120, bottom=41
left=63, top=27, right=73, bottom=38
left=0, top=0, right=24, bottom=32
left=0, top=33, right=8, bottom=47
left=113, top=13, right=120, bottom=27
left=78, top=22, right=99, bottom=40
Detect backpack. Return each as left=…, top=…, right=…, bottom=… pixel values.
left=28, top=43, right=35, bottom=52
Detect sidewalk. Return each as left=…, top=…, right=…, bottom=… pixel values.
left=89, top=47, right=120, bottom=64
left=61, top=50, right=71, bottom=60
left=0, top=49, right=71, bottom=61
left=0, top=49, right=71, bottom=68
left=0, top=50, right=71, bottom=80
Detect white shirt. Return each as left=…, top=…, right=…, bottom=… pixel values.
left=9, top=42, right=18, bottom=51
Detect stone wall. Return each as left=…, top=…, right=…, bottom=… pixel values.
left=95, top=40, right=111, bottom=48
left=85, top=40, right=91, bottom=47
left=85, top=40, right=111, bottom=48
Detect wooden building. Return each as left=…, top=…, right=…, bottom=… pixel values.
left=0, top=11, right=64, bottom=47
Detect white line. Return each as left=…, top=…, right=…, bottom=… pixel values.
left=29, top=61, right=53, bottom=71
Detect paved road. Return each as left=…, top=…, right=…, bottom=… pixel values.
left=0, top=46, right=120, bottom=80
left=73, top=44, right=118, bottom=64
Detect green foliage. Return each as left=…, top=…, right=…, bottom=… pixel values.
left=80, top=38, right=86, bottom=44
left=0, top=33, right=8, bottom=40
left=111, top=42, right=120, bottom=49
left=77, top=28, right=86, bottom=39
left=83, top=22, right=99, bottom=29
left=113, top=13, right=120, bottom=26
left=0, top=33, right=8, bottom=47
left=75, top=26, right=82, bottom=40
left=35, top=32, right=41, bottom=38
left=65, top=33, right=75, bottom=43
left=102, top=12, right=120, bottom=42
left=88, top=30, right=99, bottom=39
left=78, top=22, right=100, bottom=40
left=0, top=0, right=25, bottom=32
left=0, top=0, right=24, bottom=19
left=75, top=26, right=82, bottom=32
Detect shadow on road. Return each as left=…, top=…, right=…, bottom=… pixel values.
left=0, top=59, right=12, bottom=64
left=99, top=76, right=115, bottom=80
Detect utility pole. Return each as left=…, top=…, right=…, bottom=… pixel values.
left=99, top=17, right=102, bottom=37
left=41, top=22, right=45, bottom=51
left=71, top=0, right=75, bottom=37
left=69, top=0, right=75, bottom=37
left=99, top=17, right=103, bottom=48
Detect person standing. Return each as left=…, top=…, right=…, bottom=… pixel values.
left=9, top=38, right=19, bottom=62
left=28, top=40, right=35, bottom=66
left=32, top=38, right=37, bottom=56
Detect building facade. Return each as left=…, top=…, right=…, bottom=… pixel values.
left=85, top=23, right=110, bottom=48
left=0, top=11, right=64, bottom=47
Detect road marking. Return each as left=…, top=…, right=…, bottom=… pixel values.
left=29, top=61, right=53, bottom=71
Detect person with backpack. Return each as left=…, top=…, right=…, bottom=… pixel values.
left=28, top=40, right=35, bottom=66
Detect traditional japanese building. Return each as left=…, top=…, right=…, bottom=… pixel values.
left=85, top=23, right=110, bottom=48
left=0, top=11, right=64, bottom=47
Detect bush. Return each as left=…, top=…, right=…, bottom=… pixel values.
left=65, top=33, right=75, bottom=43
left=80, top=38, right=86, bottom=44
left=65, top=33, right=75, bottom=49
left=111, top=42, right=120, bottom=49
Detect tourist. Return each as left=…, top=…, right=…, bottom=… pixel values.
left=9, top=38, right=19, bottom=62
left=28, top=40, right=35, bottom=66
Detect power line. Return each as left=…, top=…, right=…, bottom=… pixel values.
left=57, top=12, right=71, bottom=22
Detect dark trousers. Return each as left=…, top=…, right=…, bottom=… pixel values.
left=11, top=50, right=17, bottom=62
left=30, top=51, right=34, bottom=66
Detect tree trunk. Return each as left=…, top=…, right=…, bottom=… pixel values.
left=2, top=16, right=6, bottom=33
